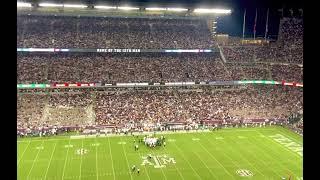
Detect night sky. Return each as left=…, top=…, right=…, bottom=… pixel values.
left=37, top=0, right=303, bottom=39
left=216, top=8, right=282, bottom=39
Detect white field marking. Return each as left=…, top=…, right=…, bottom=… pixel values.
left=277, top=128, right=302, bottom=145
left=268, top=134, right=302, bottom=156
left=26, top=140, right=45, bottom=179
left=117, top=141, right=126, bottom=145
left=231, top=132, right=288, bottom=178
left=260, top=132, right=302, bottom=160
left=107, top=136, right=116, bottom=180
left=232, top=136, right=281, bottom=176
left=159, top=139, right=185, bottom=180
left=92, top=143, right=100, bottom=146
left=189, top=145, right=218, bottom=179
left=236, top=169, right=254, bottom=177
left=64, top=144, right=74, bottom=148
left=61, top=139, right=71, bottom=180
left=18, top=139, right=31, bottom=166
left=171, top=140, right=202, bottom=180
left=192, top=138, right=200, bottom=141
left=129, top=139, right=151, bottom=180
left=95, top=139, right=99, bottom=180
left=35, top=146, right=44, bottom=150
left=167, top=139, right=176, bottom=142
left=190, top=134, right=234, bottom=180
left=200, top=134, right=244, bottom=173
left=244, top=136, right=297, bottom=178
left=214, top=133, right=269, bottom=178
left=79, top=139, right=84, bottom=180
left=119, top=137, right=133, bottom=180
left=150, top=150, right=168, bottom=180
left=215, top=137, right=224, bottom=139
left=43, top=140, right=58, bottom=179
left=251, top=131, right=301, bottom=177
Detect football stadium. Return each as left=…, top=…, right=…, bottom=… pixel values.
left=17, top=0, right=303, bottom=179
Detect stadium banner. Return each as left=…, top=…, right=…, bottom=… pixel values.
left=208, top=81, right=234, bottom=85
left=116, top=83, right=149, bottom=86
left=17, top=80, right=303, bottom=89
left=17, top=48, right=217, bottom=53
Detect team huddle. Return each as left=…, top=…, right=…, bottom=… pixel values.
left=133, top=134, right=166, bottom=149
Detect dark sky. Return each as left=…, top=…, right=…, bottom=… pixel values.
left=91, top=0, right=303, bottom=39
left=216, top=8, right=282, bottom=38
left=32, top=0, right=303, bottom=39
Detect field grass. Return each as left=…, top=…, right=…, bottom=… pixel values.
left=18, top=126, right=302, bottom=180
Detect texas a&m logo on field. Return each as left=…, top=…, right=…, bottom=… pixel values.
left=141, top=154, right=176, bottom=169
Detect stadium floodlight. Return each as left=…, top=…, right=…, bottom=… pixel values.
left=194, top=8, right=231, bottom=14
left=63, top=4, right=87, bottom=8
left=17, top=2, right=32, bottom=7
left=146, top=7, right=166, bottom=11
left=167, top=8, right=188, bottom=12
left=118, top=6, right=139, bottom=10
left=39, top=3, right=63, bottom=7
left=94, top=6, right=117, bottom=9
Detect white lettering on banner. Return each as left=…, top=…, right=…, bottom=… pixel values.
left=97, top=49, right=141, bottom=53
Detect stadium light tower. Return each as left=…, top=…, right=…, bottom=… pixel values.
left=63, top=4, right=87, bottom=8
left=17, top=2, right=32, bottom=7
left=146, top=7, right=166, bottom=11
left=38, top=3, right=63, bottom=7
left=167, top=8, right=188, bottom=12
left=194, top=8, right=231, bottom=14
left=94, top=5, right=117, bottom=9
left=118, top=6, right=139, bottom=10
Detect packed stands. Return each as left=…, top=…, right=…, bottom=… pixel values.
left=17, top=86, right=302, bottom=130
left=221, top=18, right=303, bottom=64
left=17, top=15, right=214, bottom=49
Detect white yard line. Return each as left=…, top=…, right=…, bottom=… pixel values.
left=95, top=138, right=99, bottom=180
left=150, top=150, right=168, bottom=180
left=79, top=139, right=84, bottom=180
left=61, top=138, right=71, bottom=180
left=171, top=141, right=202, bottom=180
left=161, top=141, right=185, bottom=180
left=251, top=132, right=301, bottom=177
left=18, top=139, right=31, bottom=166
left=43, top=140, right=58, bottom=179
left=136, top=151, right=151, bottom=180
left=209, top=133, right=269, bottom=178
left=256, top=131, right=302, bottom=160
left=107, top=136, right=116, bottom=180
left=119, top=137, right=134, bottom=180
left=26, top=140, right=45, bottom=180
left=266, top=132, right=302, bottom=157
left=189, top=134, right=234, bottom=180
left=127, top=137, right=151, bottom=180
left=233, top=137, right=283, bottom=178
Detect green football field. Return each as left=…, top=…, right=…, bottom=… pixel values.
left=18, top=126, right=302, bottom=180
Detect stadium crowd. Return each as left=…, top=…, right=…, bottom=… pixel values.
left=17, top=53, right=231, bottom=83
left=17, top=87, right=302, bottom=131
left=17, top=53, right=303, bottom=84
left=17, top=15, right=213, bottom=49
left=221, top=18, right=303, bottom=64
left=17, top=14, right=303, bottom=136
